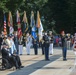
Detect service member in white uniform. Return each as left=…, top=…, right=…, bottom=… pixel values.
left=49, top=31, right=54, bottom=55
left=26, top=33, right=32, bottom=55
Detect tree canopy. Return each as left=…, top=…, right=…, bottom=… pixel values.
left=0, top=0, right=76, bottom=34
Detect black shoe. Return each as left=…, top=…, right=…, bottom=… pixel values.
left=63, top=59, right=67, bottom=61
left=45, top=59, right=50, bottom=61
left=20, top=66, right=24, bottom=68
left=7, top=66, right=12, bottom=69
left=27, top=54, right=30, bottom=55
left=50, top=54, right=53, bottom=55
left=16, top=67, right=21, bottom=70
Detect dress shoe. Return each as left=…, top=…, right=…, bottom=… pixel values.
left=63, top=59, right=67, bottom=61
left=45, top=59, right=50, bottom=61
left=27, top=54, right=30, bottom=55
left=16, top=67, right=21, bottom=70
left=20, top=66, right=24, bottom=68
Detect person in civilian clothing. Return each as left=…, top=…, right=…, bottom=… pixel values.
left=1, top=43, right=24, bottom=69
left=10, top=34, right=17, bottom=54
left=5, top=35, right=12, bottom=54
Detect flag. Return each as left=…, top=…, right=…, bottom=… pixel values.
left=31, top=11, right=36, bottom=39
left=36, top=11, right=43, bottom=41
left=36, top=11, right=40, bottom=28
left=30, top=11, right=35, bottom=27
left=8, top=11, right=14, bottom=34
left=16, top=10, right=22, bottom=38
left=4, top=14, right=7, bottom=35
left=38, top=20, right=43, bottom=40
left=22, top=11, right=28, bottom=34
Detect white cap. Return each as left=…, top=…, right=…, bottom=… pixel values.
left=45, top=33, right=47, bottom=35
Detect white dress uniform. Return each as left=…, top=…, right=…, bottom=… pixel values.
left=26, top=35, right=32, bottom=55
left=49, top=36, right=53, bottom=55
left=67, top=36, right=71, bottom=50
left=73, top=34, right=76, bottom=66
left=19, top=36, right=23, bottom=55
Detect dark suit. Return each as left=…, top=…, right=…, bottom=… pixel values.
left=1, top=48, right=11, bottom=62
left=1, top=48, right=21, bottom=69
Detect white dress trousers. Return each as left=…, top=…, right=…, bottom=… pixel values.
left=49, top=43, right=53, bottom=54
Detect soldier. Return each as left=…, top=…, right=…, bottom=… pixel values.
left=43, top=32, right=50, bottom=61
left=49, top=31, right=54, bottom=55
left=32, top=38, right=38, bottom=55
left=18, top=36, right=23, bottom=55
left=66, top=33, right=71, bottom=50
left=0, top=34, right=3, bottom=50
left=41, top=33, right=45, bottom=55
left=61, top=31, right=67, bottom=61
left=13, top=31, right=19, bottom=54
left=26, top=33, right=32, bottom=55
left=41, top=39, right=45, bottom=55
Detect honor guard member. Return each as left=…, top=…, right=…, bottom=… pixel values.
left=41, top=33, right=45, bottom=55
left=32, top=38, right=38, bottom=55
left=66, top=33, right=71, bottom=50
left=26, top=33, right=32, bottom=55
left=43, top=32, right=50, bottom=61
left=18, top=36, right=23, bottom=55
left=49, top=31, right=54, bottom=55
left=14, top=31, right=19, bottom=54
left=41, top=39, right=45, bottom=55
left=61, top=31, right=67, bottom=61
left=0, top=34, right=3, bottom=50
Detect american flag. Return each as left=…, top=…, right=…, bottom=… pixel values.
left=16, top=10, right=22, bottom=38
left=4, top=14, right=7, bottom=35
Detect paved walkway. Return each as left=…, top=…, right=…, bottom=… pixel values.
left=0, top=47, right=76, bottom=75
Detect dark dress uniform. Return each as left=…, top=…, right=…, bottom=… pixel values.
left=43, top=35, right=50, bottom=60
left=41, top=40, right=45, bottom=55
left=0, top=36, right=3, bottom=50
left=33, top=39, right=38, bottom=55
left=61, top=35, right=67, bottom=60
left=14, top=36, right=19, bottom=54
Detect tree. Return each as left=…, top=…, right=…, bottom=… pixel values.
left=0, top=0, right=76, bottom=33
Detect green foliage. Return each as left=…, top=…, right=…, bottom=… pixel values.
left=0, top=0, right=76, bottom=33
